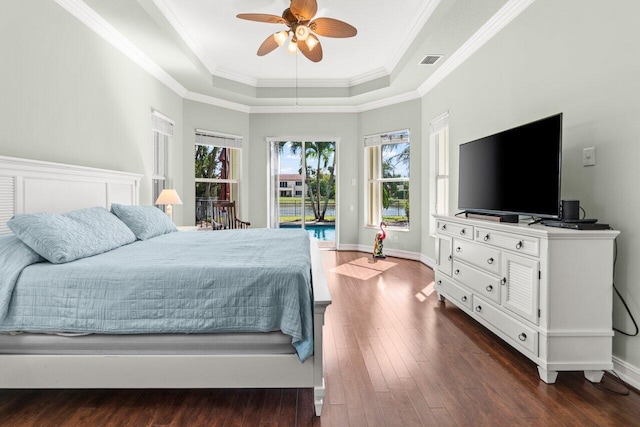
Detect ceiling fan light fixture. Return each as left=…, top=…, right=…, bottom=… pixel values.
left=295, top=24, right=310, bottom=41
left=305, top=36, right=318, bottom=51
left=287, top=39, right=298, bottom=54
left=274, top=30, right=289, bottom=46
left=238, top=0, right=356, bottom=62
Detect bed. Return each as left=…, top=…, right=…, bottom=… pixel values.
left=0, top=156, right=331, bottom=416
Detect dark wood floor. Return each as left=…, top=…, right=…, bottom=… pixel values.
left=1, top=250, right=639, bottom=426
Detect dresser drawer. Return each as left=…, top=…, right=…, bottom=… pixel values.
left=435, top=275, right=472, bottom=310
left=452, top=260, right=500, bottom=304
left=437, top=220, right=473, bottom=240
left=452, top=238, right=501, bottom=276
left=472, top=295, right=538, bottom=357
left=475, top=227, right=539, bottom=257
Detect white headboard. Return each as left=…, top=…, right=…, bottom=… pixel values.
left=0, top=156, right=142, bottom=235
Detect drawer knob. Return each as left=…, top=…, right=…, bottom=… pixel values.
left=475, top=306, right=482, bottom=312
left=461, top=296, right=467, bottom=302
left=516, top=240, right=523, bottom=250
left=447, top=255, right=452, bottom=261
left=487, top=257, right=494, bottom=265
left=483, top=234, right=490, bottom=241
left=518, top=333, right=527, bottom=341
left=486, top=285, right=493, bottom=292
left=501, top=277, right=507, bottom=285
left=437, top=280, right=441, bottom=286
left=460, top=229, right=466, bottom=235
left=455, top=247, right=461, bottom=253
left=454, top=269, right=460, bottom=276
left=441, top=224, right=447, bottom=230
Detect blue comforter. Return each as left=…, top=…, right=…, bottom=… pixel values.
left=0, top=229, right=314, bottom=361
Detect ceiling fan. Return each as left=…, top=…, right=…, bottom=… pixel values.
left=237, top=0, right=357, bottom=62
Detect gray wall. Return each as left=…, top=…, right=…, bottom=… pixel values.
left=0, top=0, right=185, bottom=223
left=181, top=100, right=250, bottom=226
left=419, top=0, right=640, bottom=369
left=359, top=99, right=423, bottom=254
left=248, top=113, right=359, bottom=246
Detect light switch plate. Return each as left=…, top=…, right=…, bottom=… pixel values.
left=583, top=147, right=596, bottom=166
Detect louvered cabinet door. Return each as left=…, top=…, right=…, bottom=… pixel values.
left=500, top=253, right=539, bottom=324
left=435, top=235, right=453, bottom=277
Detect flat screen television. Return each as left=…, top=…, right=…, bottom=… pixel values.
left=458, top=113, right=563, bottom=219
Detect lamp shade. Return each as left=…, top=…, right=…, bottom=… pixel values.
left=155, top=189, right=183, bottom=205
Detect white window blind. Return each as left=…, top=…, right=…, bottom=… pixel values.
left=195, top=129, right=242, bottom=149
left=152, top=114, right=174, bottom=136
left=364, top=129, right=410, bottom=147
left=430, top=111, right=449, bottom=134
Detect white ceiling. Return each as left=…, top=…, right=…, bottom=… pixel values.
left=154, top=0, right=439, bottom=86
left=71, top=0, right=524, bottom=110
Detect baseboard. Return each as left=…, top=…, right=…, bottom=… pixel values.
left=612, top=356, right=640, bottom=391
left=336, top=244, right=436, bottom=270
left=420, top=253, right=436, bottom=269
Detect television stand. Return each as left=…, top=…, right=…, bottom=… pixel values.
left=433, top=214, right=619, bottom=384
left=465, top=212, right=519, bottom=223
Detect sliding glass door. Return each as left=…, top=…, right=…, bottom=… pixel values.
left=269, top=139, right=337, bottom=248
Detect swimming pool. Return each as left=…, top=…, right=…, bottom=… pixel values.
left=280, top=224, right=335, bottom=241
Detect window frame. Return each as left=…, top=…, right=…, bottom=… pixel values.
left=151, top=110, right=174, bottom=209
left=194, top=130, right=243, bottom=205
left=364, top=129, right=411, bottom=230
left=429, top=112, right=450, bottom=236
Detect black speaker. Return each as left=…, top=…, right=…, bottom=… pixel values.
left=561, top=200, right=580, bottom=221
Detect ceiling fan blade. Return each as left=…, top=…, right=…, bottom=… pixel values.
left=310, top=17, right=357, bottom=38
left=298, top=34, right=322, bottom=62
left=236, top=13, right=287, bottom=24
left=257, top=34, right=279, bottom=56
left=290, top=0, right=318, bottom=21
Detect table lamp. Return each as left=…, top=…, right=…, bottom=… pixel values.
left=155, top=189, right=182, bottom=222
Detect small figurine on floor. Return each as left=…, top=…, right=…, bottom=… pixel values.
left=373, top=221, right=387, bottom=260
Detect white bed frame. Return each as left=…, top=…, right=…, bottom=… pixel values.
left=0, top=156, right=332, bottom=416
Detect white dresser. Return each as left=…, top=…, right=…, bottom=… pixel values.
left=433, top=215, right=619, bottom=383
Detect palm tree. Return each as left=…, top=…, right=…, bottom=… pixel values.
left=291, top=141, right=336, bottom=222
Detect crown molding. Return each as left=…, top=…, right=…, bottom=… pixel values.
left=183, top=92, right=251, bottom=113
left=152, top=0, right=219, bottom=77
left=257, top=78, right=351, bottom=88
left=212, top=66, right=259, bottom=87
left=53, top=0, right=187, bottom=98
left=250, top=105, right=359, bottom=114
left=357, top=91, right=422, bottom=112
left=384, top=0, right=442, bottom=75
left=418, top=0, right=535, bottom=96
left=348, top=67, right=390, bottom=87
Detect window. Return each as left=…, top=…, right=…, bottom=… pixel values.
left=295, top=181, right=302, bottom=186
left=365, top=129, right=410, bottom=229
left=279, top=182, right=287, bottom=188
left=152, top=111, right=174, bottom=209
left=295, top=190, right=302, bottom=196
left=195, top=130, right=242, bottom=227
left=429, top=112, right=449, bottom=235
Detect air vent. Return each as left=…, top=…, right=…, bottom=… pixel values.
left=419, top=54, right=443, bottom=65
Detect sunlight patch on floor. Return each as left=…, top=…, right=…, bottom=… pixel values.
left=329, top=257, right=398, bottom=280
left=415, top=281, right=435, bottom=302
left=349, top=257, right=397, bottom=271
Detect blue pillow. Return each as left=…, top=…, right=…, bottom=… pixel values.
left=110, top=204, right=177, bottom=240
left=7, top=207, right=136, bottom=264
